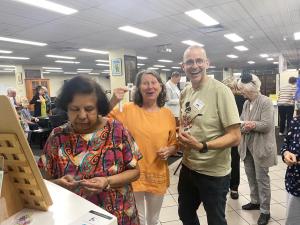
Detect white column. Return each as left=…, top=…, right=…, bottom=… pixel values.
left=14, top=65, right=26, bottom=99
left=109, top=49, right=136, bottom=103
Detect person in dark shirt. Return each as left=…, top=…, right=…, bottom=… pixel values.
left=223, top=76, right=246, bottom=200
left=280, top=117, right=300, bottom=225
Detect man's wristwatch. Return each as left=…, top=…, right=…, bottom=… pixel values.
left=199, top=141, right=208, bottom=153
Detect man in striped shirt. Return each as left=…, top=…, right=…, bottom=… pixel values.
left=277, top=76, right=297, bottom=135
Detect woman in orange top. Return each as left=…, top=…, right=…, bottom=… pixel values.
left=110, top=69, right=177, bottom=225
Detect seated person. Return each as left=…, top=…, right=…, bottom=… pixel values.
left=19, top=98, right=40, bottom=130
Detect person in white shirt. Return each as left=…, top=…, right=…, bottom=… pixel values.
left=277, top=76, right=297, bottom=135
left=6, top=87, right=19, bottom=108
left=165, top=71, right=181, bottom=123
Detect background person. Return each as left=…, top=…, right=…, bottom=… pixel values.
left=110, top=69, right=177, bottom=225
left=6, top=87, right=20, bottom=108
left=238, top=73, right=277, bottom=225
left=19, top=98, right=40, bottom=130
left=277, top=77, right=297, bottom=135
left=165, top=71, right=181, bottom=125
left=222, top=76, right=246, bottom=200
left=38, top=76, right=141, bottom=225
left=30, top=85, right=48, bottom=117
left=42, top=86, right=52, bottom=114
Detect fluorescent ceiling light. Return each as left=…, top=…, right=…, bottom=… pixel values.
left=96, top=63, right=110, bottom=67
left=88, top=72, right=99, bottom=75
left=77, top=71, right=91, bottom=73
left=4, top=68, right=15, bottom=71
left=162, top=69, right=171, bottom=71
left=42, top=72, right=50, bottom=74
left=294, top=32, right=300, bottom=40
left=46, top=54, right=75, bottom=59
left=181, top=40, right=204, bottom=47
left=147, top=67, right=159, bottom=70
left=0, top=36, right=47, bottom=46
left=0, top=56, right=29, bottom=60
left=95, top=59, right=109, bottom=63
left=185, top=9, right=219, bottom=26
left=260, top=54, right=268, bottom=58
left=0, top=70, right=14, bottom=73
left=14, top=0, right=78, bottom=15
left=158, top=59, right=173, bottom=63
left=137, top=63, right=145, bottom=66
left=234, top=45, right=248, bottom=51
left=248, top=61, right=255, bottom=64
left=226, top=54, right=238, bottom=59
left=209, top=66, right=216, bottom=69
left=137, top=56, right=148, bottom=60
left=172, top=66, right=181, bottom=69
left=42, top=67, right=62, bottom=70
left=79, top=48, right=108, bottom=55
left=224, top=33, right=244, bottom=42
left=101, top=71, right=110, bottom=74
left=267, top=58, right=274, bottom=61
left=64, top=72, right=78, bottom=74
left=77, top=68, right=92, bottom=71
left=273, top=62, right=279, bottom=64
left=45, top=70, right=63, bottom=73
left=118, top=26, right=157, bottom=38
left=153, top=65, right=165, bottom=68
left=0, top=50, right=12, bottom=54
left=287, top=69, right=297, bottom=72
left=55, top=60, right=80, bottom=64
left=0, top=65, right=15, bottom=68
left=233, top=72, right=241, bottom=76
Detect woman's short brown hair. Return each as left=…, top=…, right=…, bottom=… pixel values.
left=133, top=70, right=166, bottom=107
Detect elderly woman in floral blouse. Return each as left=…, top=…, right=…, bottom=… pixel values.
left=38, top=76, right=142, bottom=225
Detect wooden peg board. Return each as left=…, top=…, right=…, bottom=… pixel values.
left=0, top=95, right=52, bottom=221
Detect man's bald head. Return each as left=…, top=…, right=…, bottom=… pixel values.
left=183, top=46, right=207, bottom=62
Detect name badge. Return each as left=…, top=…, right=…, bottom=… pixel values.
left=193, top=99, right=204, bottom=111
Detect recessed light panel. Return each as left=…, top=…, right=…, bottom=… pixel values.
left=185, top=9, right=219, bottom=26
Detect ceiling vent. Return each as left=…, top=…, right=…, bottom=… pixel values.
left=156, top=44, right=172, bottom=53
left=198, top=24, right=225, bottom=34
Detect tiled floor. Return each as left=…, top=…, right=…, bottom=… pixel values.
left=160, top=156, right=288, bottom=225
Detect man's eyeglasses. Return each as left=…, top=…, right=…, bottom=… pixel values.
left=184, top=58, right=206, bottom=67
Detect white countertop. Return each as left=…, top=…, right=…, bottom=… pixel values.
left=1, top=180, right=117, bottom=225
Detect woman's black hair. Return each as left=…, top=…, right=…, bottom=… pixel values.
left=56, top=76, right=110, bottom=116
left=35, top=85, right=42, bottom=96
left=133, top=69, right=166, bottom=107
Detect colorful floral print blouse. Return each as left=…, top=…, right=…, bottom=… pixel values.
left=38, top=118, right=142, bottom=225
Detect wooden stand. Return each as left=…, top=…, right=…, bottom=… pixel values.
left=0, top=96, right=52, bottom=223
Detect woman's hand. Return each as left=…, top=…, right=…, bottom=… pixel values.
left=283, top=151, right=298, bottom=166
left=243, top=121, right=256, bottom=132
left=79, top=177, right=109, bottom=196
left=110, top=87, right=128, bottom=109
left=53, top=175, right=79, bottom=191
left=157, top=146, right=176, bottom=160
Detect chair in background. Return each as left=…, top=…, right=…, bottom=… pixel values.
left=49, top=115, right=67, bottom=129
